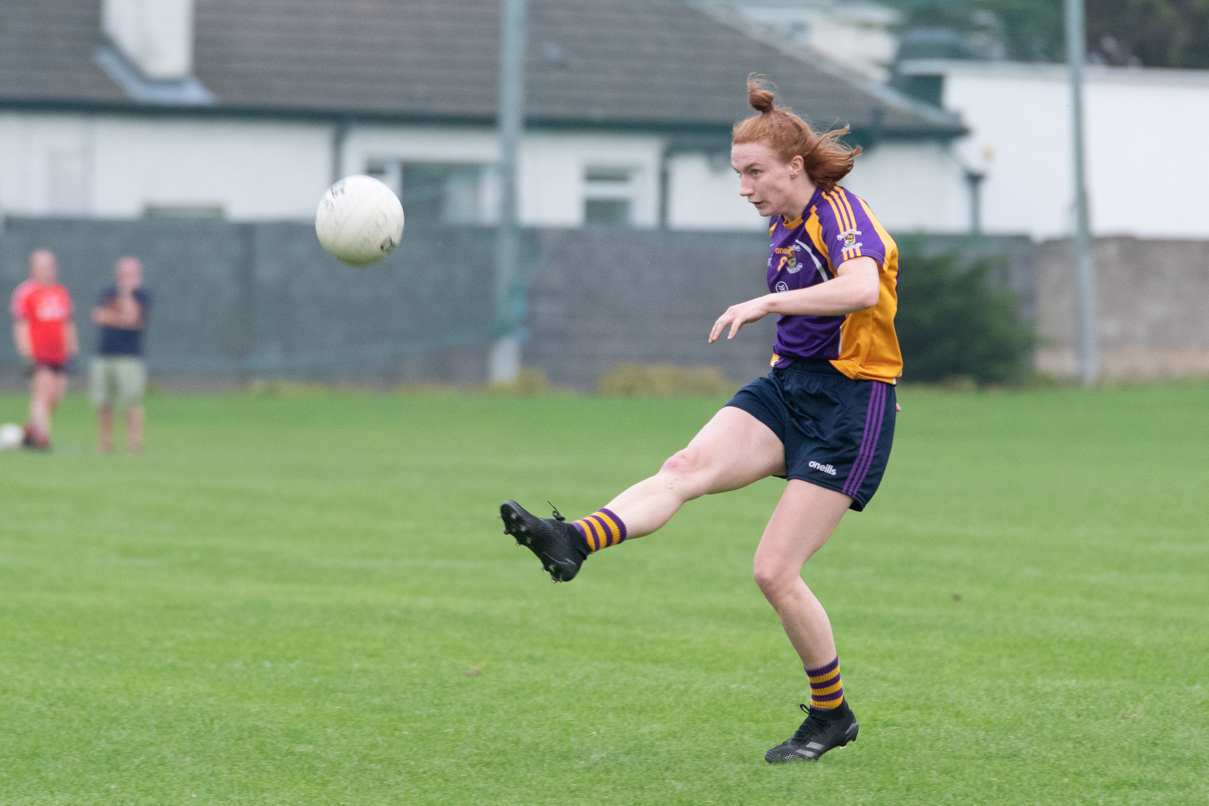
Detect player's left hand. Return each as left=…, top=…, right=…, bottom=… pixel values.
left=709, top=297, right=771, bottom=343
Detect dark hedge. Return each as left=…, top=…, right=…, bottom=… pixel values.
left=895, top=243, right=1033, bottom=385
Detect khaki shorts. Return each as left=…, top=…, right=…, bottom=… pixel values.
left=89, top=357, right=147, bottom=408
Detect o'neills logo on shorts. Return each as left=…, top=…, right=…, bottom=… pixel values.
left=808, top=460, right=837, bottom=476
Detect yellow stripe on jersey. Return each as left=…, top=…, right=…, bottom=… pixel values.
left=823, top=190, right=860, bottom=262
left=822, top=191, right=851, bottom=235
left=837, top=190, right=863, bottom=260
left=829, top=195, right=903, bottom=384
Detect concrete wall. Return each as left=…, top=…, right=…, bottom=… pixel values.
left=1036, top=237, right=1209, bottom=380
left=0, top=217, right=498, bottom=389
left=523, top=229, right=777, bottom=389
left=1, top=217, right=1043, bottom=392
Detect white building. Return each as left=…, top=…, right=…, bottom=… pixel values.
left=0, top=0, right=969, bottom=235
left=898, top=59, right=1209, bottom=240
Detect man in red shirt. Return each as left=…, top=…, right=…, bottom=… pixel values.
left=10, top=249, right=78, bottom=450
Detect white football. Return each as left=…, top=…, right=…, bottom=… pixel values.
left=315, top=175, right=405, bottom=266
left=0, top=423, right=23, bottom=450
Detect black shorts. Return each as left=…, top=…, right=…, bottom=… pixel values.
left=726, top=360, right=896, bottom=511
left=26, top=359, right=72, bottom=376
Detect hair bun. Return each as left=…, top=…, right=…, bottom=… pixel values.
left=747, top=74, right=776, bottom=114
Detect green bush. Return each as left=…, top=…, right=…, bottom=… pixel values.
left=597, top=363, right=737, bottom=396
left=895, top=243, right=1033, bottom=385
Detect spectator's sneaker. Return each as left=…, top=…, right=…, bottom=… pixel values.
left=765, top=700, right=859, bottom=763
left=500, top=500, right=590, bottom=582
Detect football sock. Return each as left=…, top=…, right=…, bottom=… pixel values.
left=571, top=508, right=627, bottom=553
left=805, top=656, right=844, bottom=710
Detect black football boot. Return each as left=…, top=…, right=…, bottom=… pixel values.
left=765, top=700, right=859, bottom=763
left=500, top=500, right=591, bottom=582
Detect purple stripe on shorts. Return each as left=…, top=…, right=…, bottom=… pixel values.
left=844, top=384, right=886, bottom=497
left=850, top=384, right=887, bottom=496
left=854, top=385, right=888, bottom=493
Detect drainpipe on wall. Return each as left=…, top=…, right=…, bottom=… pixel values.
left=964, top=169, right=985, bottom=235
left=331, top=119, right=352, bottom=185
left=658, top=144, right=671, bottom=229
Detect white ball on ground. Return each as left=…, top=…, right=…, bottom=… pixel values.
left=315, top=175, right=405, bottom=267
left=0, top=423, right=23, bottom=450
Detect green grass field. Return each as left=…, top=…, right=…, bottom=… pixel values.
left=1, top=384, right=1206, bottom=804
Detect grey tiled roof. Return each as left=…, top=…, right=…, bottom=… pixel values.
left=0, top=0, right=962, bottom=136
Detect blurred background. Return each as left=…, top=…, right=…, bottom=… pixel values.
left=1, top=0, right=1206, bottom=390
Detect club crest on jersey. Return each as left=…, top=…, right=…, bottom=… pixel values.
left=838, top=228, right=862, bottom=251
left=774, top=245, right=800, bottom=274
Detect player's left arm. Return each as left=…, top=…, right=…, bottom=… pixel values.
left=708, top=256, right=879, bottom=343
left=66, top=323, right=79, bottom=357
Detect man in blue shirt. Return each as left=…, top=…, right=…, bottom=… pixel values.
left=89, top=257, right=151, bottom=454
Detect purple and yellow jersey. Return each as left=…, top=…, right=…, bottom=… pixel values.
left=767, top=185, right=902, bottom=384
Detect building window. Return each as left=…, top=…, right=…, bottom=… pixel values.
left=583, top=166, right=636, bottom=227
left=366, top=160, right=491, bottom=225
left=584, top=199, right=631, bottom=227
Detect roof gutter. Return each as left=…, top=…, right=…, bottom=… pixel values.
left=0, top=97, right=963, bottom=139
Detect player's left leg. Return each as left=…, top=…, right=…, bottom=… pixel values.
left=97, top=405, right=115, bottom=453
left=755, top=480, right=859, bottom=763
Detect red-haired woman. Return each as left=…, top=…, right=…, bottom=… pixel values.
left=500, top=77, right=902, bottom=763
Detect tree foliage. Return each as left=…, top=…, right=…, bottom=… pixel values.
left=1086, top=0, right=1209, bottom=67
left=895, top=243, right=1033, bottom=385
left=885, top=0, right=1209, bottom=68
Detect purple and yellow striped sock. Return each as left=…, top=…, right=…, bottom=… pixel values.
left=805, top=657, right=844, bottom=710
left=571, top=508, right=627, bottom=553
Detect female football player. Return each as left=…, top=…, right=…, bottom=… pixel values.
left=500, top=77, right=902, bottom=763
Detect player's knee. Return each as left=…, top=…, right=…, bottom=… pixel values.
left=659, top=446, right=715, bottom=495
left=752, top=559, right=794, bottom=601
left=660, top=447, right=696, bottom=474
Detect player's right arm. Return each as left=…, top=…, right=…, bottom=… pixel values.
left=10, top=284, right=32, bottom=358
left=12, top=320, right=31, bottom=358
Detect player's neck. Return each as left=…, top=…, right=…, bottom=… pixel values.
left=777, top=180, right=816, bottom=222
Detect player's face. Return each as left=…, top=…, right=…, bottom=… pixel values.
left=29, top=250, right=57, bottom=285
left=732, top=141, right=802, bottom=219
left=116, top=258, right=142, bottom=289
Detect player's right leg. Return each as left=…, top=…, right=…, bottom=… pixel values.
left=603, top=405, right=786, bottom=536
left=501, top=406, right=784, bottom=581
